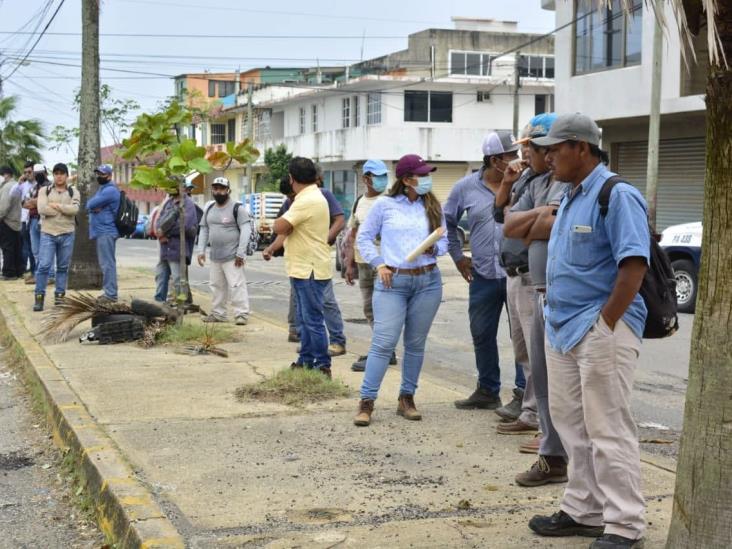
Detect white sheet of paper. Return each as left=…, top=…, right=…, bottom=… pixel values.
left=405, top=227, right=445, bottom=263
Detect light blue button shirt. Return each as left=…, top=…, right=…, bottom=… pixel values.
left=357, top=194, right=448, bottom=269
left=545, top=163, right=650, bottom=353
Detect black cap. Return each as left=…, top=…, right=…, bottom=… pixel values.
left=52, top=163, right=69, bottom=175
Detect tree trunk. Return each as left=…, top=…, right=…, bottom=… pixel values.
left=666, top=5, right=732, bottom=547
left=68, top=0, right=103, bottom=289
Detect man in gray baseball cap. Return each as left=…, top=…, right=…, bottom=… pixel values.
left=527, top=112, right=649, bottom=548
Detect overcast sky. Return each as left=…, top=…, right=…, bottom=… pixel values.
left=0, top=0, right=555, bottom=165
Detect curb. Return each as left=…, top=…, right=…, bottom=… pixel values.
left=0, top=291, right=185, bottom=549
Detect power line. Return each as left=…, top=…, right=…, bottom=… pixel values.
left=0, top=30, right=409, bottom=39
left=2, top=0, right=66, bottom=81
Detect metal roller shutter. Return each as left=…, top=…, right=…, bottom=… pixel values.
left=430, top=163, right=470, bottom=203
left=614, top=137, right=705, bottom=230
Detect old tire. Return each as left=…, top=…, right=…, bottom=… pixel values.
left=671, top=259, right=697, bottom=314
left=91, top=313, right=143, bottom=328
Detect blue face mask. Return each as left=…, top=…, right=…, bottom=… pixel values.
left=371, top=175, right=388, bottom=193
left=415, top=175, right=433, bottom=195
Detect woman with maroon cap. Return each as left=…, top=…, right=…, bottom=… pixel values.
left=353, top=154, right=448, bottom=426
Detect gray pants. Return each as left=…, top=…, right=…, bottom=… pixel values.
left=357, top=262, right=375, bottom=328
left=506, top=273, right=538, bottom=425
left=530, top=291, right=566, bottom=458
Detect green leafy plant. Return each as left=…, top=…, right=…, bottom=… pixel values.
left=235, top=368, right=351, bottom=407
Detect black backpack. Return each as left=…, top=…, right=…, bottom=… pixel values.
left=115, top=190, right=139, bottom=237
left=598, top=176, right=679, bottom=339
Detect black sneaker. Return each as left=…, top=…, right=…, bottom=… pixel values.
left=351, top=355, right=367, bottom=372
left=389, top=352, right=397, bottom=365
left=529, top=510, right=604, bottom=538
left=454, top=385, right=502, bottom=409
left=590, top=534, right=644, bottom=548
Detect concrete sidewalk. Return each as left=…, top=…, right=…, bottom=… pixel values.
left=0, top=270, right=675, bottom=548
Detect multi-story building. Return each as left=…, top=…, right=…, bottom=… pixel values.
left=542, top=0, right=707, bottom=230
left=177, top=18, right=555, bottom=214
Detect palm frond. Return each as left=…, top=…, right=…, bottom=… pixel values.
left=41, top=292, right=132, bottom=343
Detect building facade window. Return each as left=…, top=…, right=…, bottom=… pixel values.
left=256, top=111, right=271, bottom=142
left=574, top=0, right=643, bottom=75
left=311, top=104, right=318, bottom=132
left=352, top=96, right=360, bottom=127
left=450, top=51, right=500, bottom=76
left=367, top=93, right=382, bottom=125
left=208, top=80, right=216, bottom=98
left=299, top=107, right=306, bottom=135
left=404, top=91, right=453, bottom=123
left=227, top=118, right=236, bottom=142
left=210, top=123, right=226, bottom=145
left=518, top=55, right=555, bottom=78
left=207, top=80, right=236, bottom=98
left=342, top=97, right=351, bottom=128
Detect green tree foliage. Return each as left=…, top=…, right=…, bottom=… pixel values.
left=259, top=144, right=292, bottom=192
left=0, top=96, right=44, bottom=173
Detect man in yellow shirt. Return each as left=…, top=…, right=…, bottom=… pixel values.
left=274, top=157, right=333, bottom=376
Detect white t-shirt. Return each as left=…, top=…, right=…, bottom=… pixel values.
left=348, top=194, right=380, bottom=264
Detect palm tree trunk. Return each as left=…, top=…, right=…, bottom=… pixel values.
left=68, top=0, right=103, bottom=289
left=666, top=4, right=732, bottom=547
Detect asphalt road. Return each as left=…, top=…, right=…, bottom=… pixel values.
left=0, top=349, right=104, bottom=548
left=118, top=238, right=689, bottom=452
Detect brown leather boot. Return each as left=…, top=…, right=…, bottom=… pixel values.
left=515, top=455, right=567, bottom=487
left=397, top=394, right=422, bottom=421
left=353, top=399, right=374, bottom=426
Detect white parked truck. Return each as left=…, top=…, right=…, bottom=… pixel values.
left=242, top=192, right=286, bottom=249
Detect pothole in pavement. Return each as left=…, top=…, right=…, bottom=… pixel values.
left=0, top=451, right=34, bottom=470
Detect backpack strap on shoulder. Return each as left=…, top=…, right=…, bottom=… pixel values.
left=598, top=175, right=624, bottom=217
left=202, top=201, right=215, bottom=226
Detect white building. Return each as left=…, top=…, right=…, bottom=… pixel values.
left=192, top=18, right=555, bottom=215
left=543, top=0, right=708, bottom=230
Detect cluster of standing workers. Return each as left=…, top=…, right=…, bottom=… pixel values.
left=0, top=110, right=650, bottom=549
left=259, top=112, right=650, bottom=549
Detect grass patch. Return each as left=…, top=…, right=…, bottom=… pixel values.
left=156, top=320, right=238, bottom=345
left=235, top=368, right=352, bottom=406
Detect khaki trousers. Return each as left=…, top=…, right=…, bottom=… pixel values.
left=506, top=273, right=537, bottom=425
left=210, top=258, right=250, bottom=320
left=357, top=262, right=375, bottom=328
left=546, top=317, right=645, bottom=539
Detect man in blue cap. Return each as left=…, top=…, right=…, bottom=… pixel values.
left=345, top=159, right=396, bottom=372
left=503, top=113, right=570, bottom=486
left=86, top=164, right=121, bottom=301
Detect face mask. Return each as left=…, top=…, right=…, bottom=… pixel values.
left=213, top=193, right=228, bottom=205
left=371, top=175, right=388, bottom=193
left=415, top=176, right=433, bottom=195
left=35, top=173, right=46, bottom=184
left=96, top=176, right=109, bottom=185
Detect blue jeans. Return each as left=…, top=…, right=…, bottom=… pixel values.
left=469, top=273, right=524, bottom=395
left=96, top=234, right=118, bottom=300
left=34, top=232, right=75, bottom=295
left=29, top=218, right=53, bottom=277
left=21, top=221, right=34, bottom=273
left=291, top=276, right=331, bottom=369
left=154, top=260, right=181, bottom=302
left=289, top=279, right=346, bottom=346
left=360, top=268, right=442, bottom=400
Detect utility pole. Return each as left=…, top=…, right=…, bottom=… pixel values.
left=245, top=82, right=253, bottom=194
left=512, top=52, right=521, bottom=137
left=646, top=2, right=663, bottom=230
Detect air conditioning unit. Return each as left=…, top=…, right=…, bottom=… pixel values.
left=477, top=91, right=491, bottom=103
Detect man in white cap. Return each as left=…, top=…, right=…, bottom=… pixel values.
left=197, top=177, right=252, bottom=325
left=445, top=130, right=528, bottom=412
left=527, top=113, right=649, bottom=548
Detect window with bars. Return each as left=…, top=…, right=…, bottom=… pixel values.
left=210, top=123, right=226, bottom=144
left=367, top=93, right=381, bottom=125
left=352, top=96, right=360, bottom=127
left=311, top=104, right=318, bottom=132
left=299, top=107, right=306, bottom=135
left=342, top=97, right=351, bottom=128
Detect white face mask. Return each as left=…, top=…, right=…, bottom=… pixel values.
left=415, top=176, right=433, bottom=195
